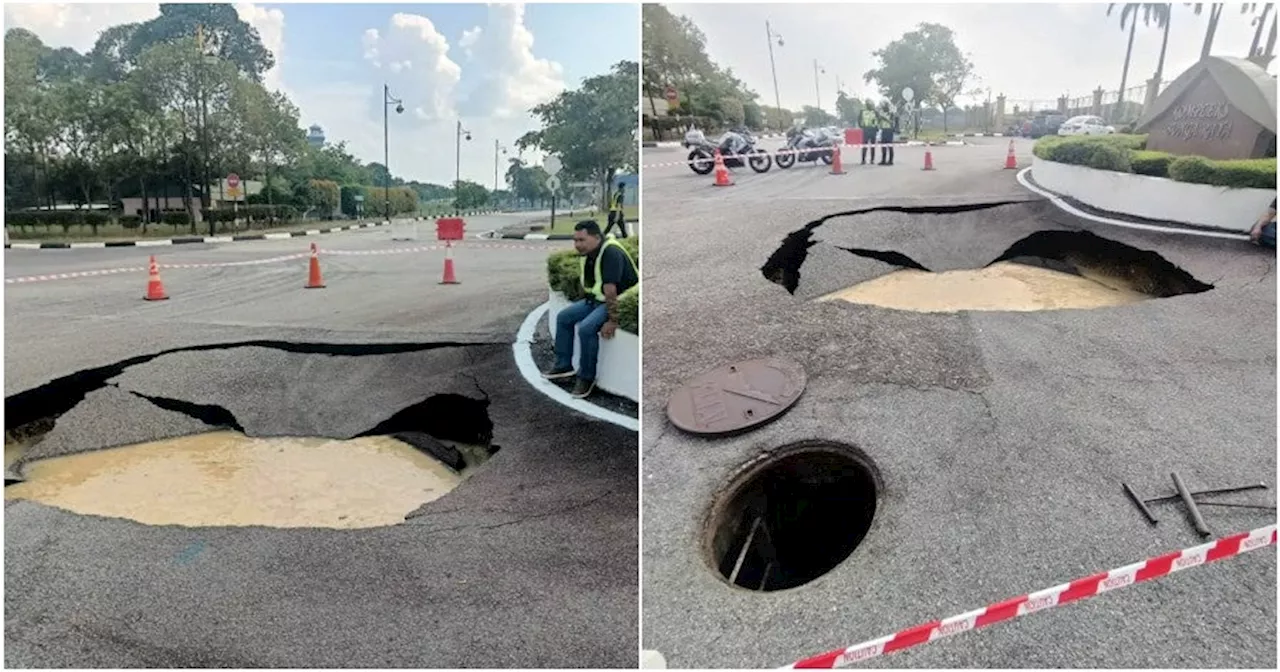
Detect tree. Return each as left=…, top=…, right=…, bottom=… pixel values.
left=864, top=23, right=974, bottom=132
left=835, top=92, right=862, bottom=126
left=1187, top=3, right=1225, bottom=60
left=518, top=60, right=638, bottom=210
left=641, top=4, right=715, bottom=118
left=1106, top=4, right=1169, bottom=121
left=124, top=3, right=274, bottom=81
left=1243, top=3, right=1277, bottom=67
left=453, top=180, right=489, bottom=211
left=800, top=106, right=837, bottom=127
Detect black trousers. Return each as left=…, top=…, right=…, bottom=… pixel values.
left=879, top=130, right=896, bottom=165
left=859, top=128, right=878, bottom=163
left=603, top=210, right=628, bottom=238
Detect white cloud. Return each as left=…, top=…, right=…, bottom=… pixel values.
left=2, top=2, right=160, bottom=52
left=361, top=13, right=462, bottom=122
left=667, top=3, right=1273, bottom=113
left=233, top=3, right=286, bottom=93
left=457, top=3, right=565, bottom=119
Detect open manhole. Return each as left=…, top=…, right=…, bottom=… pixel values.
left=704, top=441, right=880, bottom=592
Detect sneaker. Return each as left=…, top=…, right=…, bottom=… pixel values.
left=542, top=365, right=576, bottom=380
left=570, top=378, right=596, bottom=398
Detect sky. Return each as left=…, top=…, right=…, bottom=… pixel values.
left=3, top=2, right=640, bottom=187
left=664, top=2, right=1275, bottom=114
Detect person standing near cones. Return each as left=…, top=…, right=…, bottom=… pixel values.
left=859, top=102, right=879, bottom=166
left=603, top=181, right=629, bottom=238
left=543, top=220, right=638, bottom=398
left=878, top=103, right=898, bottom=166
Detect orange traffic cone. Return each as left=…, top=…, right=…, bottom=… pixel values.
left=829, top=144, right=846, bottom=175
left=923, top=149, right=935, bottom=171
left=440, top=240, right=459, bottom=285
left=143, top=255, right=168, bottom=301
left=712, top=149, right=734, bottom=187
left=306, top=242, right=325, bottom=288
left=1004, top=140, right=1018, bottom=170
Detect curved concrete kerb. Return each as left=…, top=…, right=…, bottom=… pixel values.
left=513, top=302, right=638, bottom=432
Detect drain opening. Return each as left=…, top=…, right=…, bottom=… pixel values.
left=705, top=442, right=879, bottom=592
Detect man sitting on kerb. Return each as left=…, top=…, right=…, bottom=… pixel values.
left=1250, top=197, right=1276, bottom=249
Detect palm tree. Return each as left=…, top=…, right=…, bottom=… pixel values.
left=1150, top=4, right=1173, bottom=95
left=1242, top=3, right=1277, bottom=67
left=1186, top=3, right=1225, bottom=60
left=1107, top=4, right=1167, bottom=120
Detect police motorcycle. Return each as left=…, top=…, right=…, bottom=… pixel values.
left=774, top=125, right=836, bottom=169
left=684, top=126, right=772, bottom=175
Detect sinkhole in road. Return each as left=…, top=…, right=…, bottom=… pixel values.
left=4, top=431, right=495, bottom=529
left=704, top=441, right=880, bottom=592
left=760, top=203, right=1214, bottom=312
left=4, top=340, right=504, bottom=528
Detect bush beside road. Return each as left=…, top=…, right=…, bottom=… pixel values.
left=1033, top=134, right=1276, bottom=189
left=546, top=235, right=640, bottom=334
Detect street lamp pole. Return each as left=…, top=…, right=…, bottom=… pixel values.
left=383, top=84, right=403, bottom=222
left=455, top=120, right=471, bottom=214
left=765, top=21, right=783, bottom=130
left=493, top=139, right=507, bottom=193
left=813, top=59, right=826, bottom=111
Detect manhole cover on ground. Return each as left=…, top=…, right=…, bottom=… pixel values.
left=5, top=431, right=492, bottom=529
left=704, top=441, right=880, bottom=592
left=666, top=358, right=806, bottom=436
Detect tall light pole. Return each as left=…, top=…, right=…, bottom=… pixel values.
left=765, top=21, right=784, bottom=130
left=455, top=120, right=471, bottom=214
left=493, top=139, right=508, bottom=194
left=813, top=59, right=826, bottom=112
left=383, top=84, right=403, bottom=222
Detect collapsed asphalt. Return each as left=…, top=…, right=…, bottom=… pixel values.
left=640, top=138, right=1276, bottom=668
left=5, top=215, right=638, bottom=668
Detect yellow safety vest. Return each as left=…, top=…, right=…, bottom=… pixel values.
left=610, top=191, right=624, bottom=213
left=580, top=238, right=638, bottom=302
left=860, top=109, right=877, bottom=128
left=878, top=114, right=893, bottom=130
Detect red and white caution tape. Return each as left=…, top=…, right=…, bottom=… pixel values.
left=642, top=141, right=947, bottom=170
left=785, top=525, right=1277, bottom=669
left=4, top=243, right=563, bottom=283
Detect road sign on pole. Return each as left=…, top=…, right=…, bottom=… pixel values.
left=665, top=86, right=679, bottom=109
left=902, top=87, right=914, bottom=103
left=544, top=155, right=562, bottom=176
left=545, top=175, right=562, bottom=192
left=227, top=173, right=240, bottom=189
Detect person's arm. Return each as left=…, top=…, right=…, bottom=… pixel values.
left=599, top=248, right=623, bottom=337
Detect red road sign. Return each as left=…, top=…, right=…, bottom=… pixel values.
left=227, top=173, right=240, bottom=189
left=664, top=86, right=678, bottom=102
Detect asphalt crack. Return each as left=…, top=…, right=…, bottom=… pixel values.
left=760, top=201, right=1215, bottom=299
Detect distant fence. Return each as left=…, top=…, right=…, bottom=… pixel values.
left=1006, top=80, right=1169, bottom=126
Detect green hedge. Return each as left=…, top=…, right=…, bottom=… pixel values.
left=1034, top=134, right=1277, bottom=189
left=547, top=234, right=641, bottom=334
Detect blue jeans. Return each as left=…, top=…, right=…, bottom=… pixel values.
left=1261, top=221, right=1276, bottom=249
left=555, top=299, right=609, bottom=381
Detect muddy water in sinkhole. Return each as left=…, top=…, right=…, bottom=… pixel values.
left=818, top=261, right=1151, bottom=313
left=5, top=431, right=487, bottom=529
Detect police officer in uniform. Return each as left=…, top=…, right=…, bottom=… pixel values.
left=878, top=104, right=898, bottom=166
left=859, top=103, right=879, bottom=166
left=603, top=181, right=628, bottom=238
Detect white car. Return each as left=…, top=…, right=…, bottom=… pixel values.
left=1057, top=115, right=1116, bottom=136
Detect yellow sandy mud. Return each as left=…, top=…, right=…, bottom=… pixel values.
left=818, top=261, right=1149, bottom=313
left=5, top=431, right=480, bottom=529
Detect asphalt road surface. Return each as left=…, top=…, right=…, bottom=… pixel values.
left=641, top=138, right=1276, bottom=668
left=4, top=212, right=639, bottom=668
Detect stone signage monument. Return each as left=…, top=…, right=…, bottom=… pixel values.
left=1134, top=56, right=1276, bottom=160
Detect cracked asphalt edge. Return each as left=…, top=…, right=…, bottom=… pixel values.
left=513, top=302, right=639, bottom=432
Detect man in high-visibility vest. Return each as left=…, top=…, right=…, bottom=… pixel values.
left=859, top=103, right=880, bottom=165
left=877, top=104, right=898, bottom=166
left=603, top=181, right=628, bottom=238
left=543, top=220, right=639, bottom=398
